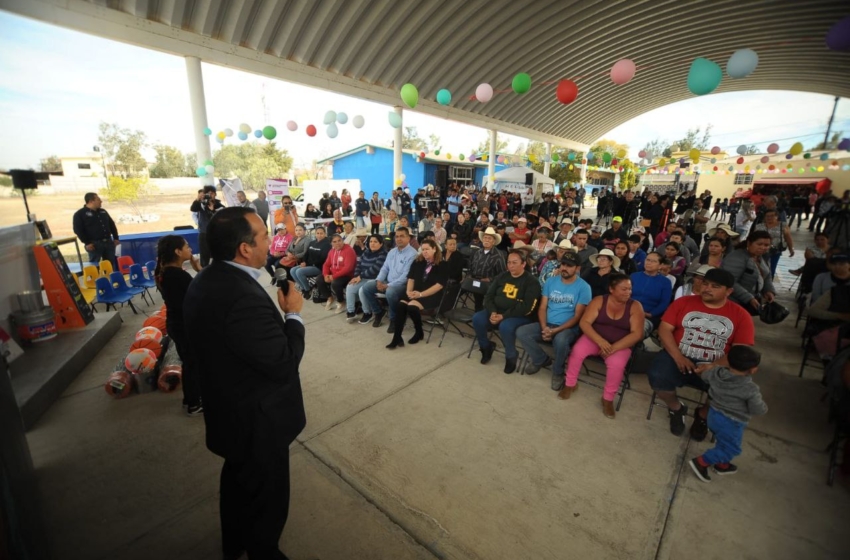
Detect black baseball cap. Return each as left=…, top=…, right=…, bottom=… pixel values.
left=703, top=268, right=735, bottom=288
left=560, top=253, right=581, bottom=267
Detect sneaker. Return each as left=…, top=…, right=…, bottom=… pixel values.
left=668, top=402, right=689, bottom=436
left=358, top=313, right=373, bottom=325
left=524, top=356, right=552, bottom=375
left=690, top=406, right=709, bottom=442
left=504, top=357, right=517, bottom=374
left=712, top=463, right=738, bottom=476
left=425, top=317, right=443, bottom=326
left=346, top=312, right=357, bottom=322
left=480, top=343, right=495, bottom=365
left=334, top=303, right=346, bottom=314
left=187, top=404, right=204, bottom=417
left=325, top=298, right=335, bottom=311
left=386, top=320, right=396, bottom=334
left=688, top=458, right=711, bottom=483
left=372, top=311, right=385, bottom=328
left=551, top=372, right=565, bottom=391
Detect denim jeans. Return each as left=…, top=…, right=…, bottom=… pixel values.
left=359, top=279, right=406, bottom=319
left=345, top=281, right=363, bottom=313
left=472, top=310, right=533, bottom=360
left=515, top=323, right=580, bottom=376
left=290, top=265, right=320, bottom=292
left=701, top=407, right=745, bottom=466
left=86, top=239, right=116, bottom=268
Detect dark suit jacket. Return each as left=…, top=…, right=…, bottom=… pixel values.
left=184, top=261, right=306, bottom=462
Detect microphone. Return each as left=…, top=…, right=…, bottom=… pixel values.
left=273, top=268, right=290, bottom=294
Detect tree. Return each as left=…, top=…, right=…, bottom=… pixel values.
left=428, top=134, right=441, bottom=151
left=393, top=126, right=427, bottom=150
left=812, top=131, right=844, bottom=150
left=588, top=139, right=629, bottom=164
left=150, top=145, right=187, bottom=178
left=213, top=142, right=293, bottom=190
left=184, top=152, right=199, bottom=177
left=743, top=145, right=760, bottom=155
left=531, top=159, right=581, bottom=188
left=476, top=133, right=509, bottom=155
left=100, top=176, right=155, bottom=218
left=40, top=155, right=62, bottom=173
left=670, top=125, right=713, bottom=151
left=97, top=122, right=147, bottom=177
left=640, top=139, right=667, bottom=159
left=618, top=159, right=638, bottom=191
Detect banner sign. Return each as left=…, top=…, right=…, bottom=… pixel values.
left=266, top=179, right=290, bottom=214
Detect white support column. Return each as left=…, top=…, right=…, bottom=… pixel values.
left=393, top=106, right=403, bottom=187
left=185, top=56, right=213, bottom=186
left=544, top=142, right=551, bottom=177
left=580, top=161, right=588, bottom=186
left=488, top=129, right=497, bottom=188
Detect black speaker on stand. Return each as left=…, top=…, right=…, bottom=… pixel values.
left=9, top=169, right=37, bottom=223
left=525, top=173, right=533, bottom=185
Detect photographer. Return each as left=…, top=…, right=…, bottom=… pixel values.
left=273, top=194, right=300, bottom=236
left=190, top=185, right=225, bottom=267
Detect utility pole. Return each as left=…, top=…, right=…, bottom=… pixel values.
left=822, top=96, right=839, bottom=150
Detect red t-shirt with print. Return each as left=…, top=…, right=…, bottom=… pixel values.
left=661, top=295, right=755, bottom=363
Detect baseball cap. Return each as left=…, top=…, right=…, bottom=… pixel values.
left=631, top=225, right=645, bottom=234
left=560, top=253, right=581, bottom=267
left=274, top=223, right=285, bottom=231
left=612, top=216, right=623, bottom=223
left=703, top=268, right=735, bottom=288
left=518, top=217, right=528, bottom=223
left=591, top=225, right=604, bottom=233
left=536, top=225, right=552, bottom=232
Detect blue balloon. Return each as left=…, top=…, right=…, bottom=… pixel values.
left=253, top=129, right=263, bottom=138
left=237, top=131, right=248, bottom=141
left=819, top=153, right=829, bottom=161
left=726, top=49, right=759, bottom=79
left=337, top=112, right=348, bottom=124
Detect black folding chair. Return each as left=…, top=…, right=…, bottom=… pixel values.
left=577, top=342, right=642, bottom=411
left=421, top=280, right=461, bottom=344
left=437, top=277, right=479, bottom=347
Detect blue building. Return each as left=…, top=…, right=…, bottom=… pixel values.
left=317, top=144, right=507, bottom=200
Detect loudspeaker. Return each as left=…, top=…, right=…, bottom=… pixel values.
left=10, top=169, right=37, bottom=190
left=525, top=173, right=533, bottom=185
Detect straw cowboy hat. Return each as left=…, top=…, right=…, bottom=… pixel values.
left=707, top=223, right=740, bottom=237
left=355, top=227, right=370, bottom=237
left=479, top=226, right=502, bottom=245
left=557, top=239, right=573, bottom=251
left=588, top=248, right=621, bottom=269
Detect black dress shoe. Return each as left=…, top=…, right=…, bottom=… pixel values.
left=504, top=357, right=517, bottom=374
left=386, top=339, right=404, bottom=349
left=480, top=344, right=494, bottom=364
left=408, top=332, right=423, bottom=344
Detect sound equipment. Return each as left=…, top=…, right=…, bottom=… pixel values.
left=525, top=173, right=533, bottom=185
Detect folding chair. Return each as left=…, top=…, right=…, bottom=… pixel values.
left=99, top=259, right=115, bottom=278
left=95, top=277, right=138, bottom=313
left=129, top=264, right=156, bottom=305
left=576, top=342, right=642, bottom=411
left=437, top=277, right=479, bottom=347
left=798, top=316, right=838, bottom=378
left=421, top=280, right=461, bottom=344
left=646, top=382, right=710, bottom=421
left=117, top=255, right=135, bottom=275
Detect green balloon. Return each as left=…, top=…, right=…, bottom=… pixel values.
left=551, top=153, right=559, bottom=162
left=204, top=160, right=213, bottom=166
left=803, top=152, right=811, bottom=159
left=512, top=73, right=532, bottom=94
left=434, top=149, right=440, bottom=156
left=602, top=152, right=613, bottom=163
left=687, top=57, right=722, bottom=96
left=262, top=126, right=277, bottom=140
left=400, top=83, right=419, bottom=109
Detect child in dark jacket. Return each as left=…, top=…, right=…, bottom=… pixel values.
left=688, top=345, right=768, bottom=482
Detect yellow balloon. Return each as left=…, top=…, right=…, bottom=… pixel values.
left=395, top=179, right=402, bottom=186
left=689, top=148, right=700, bottom=161
left=817, top=166, right=824, bottom=172
left=786, top=163, right=793, bottom=169
left=617, top=149, right=626, bottom=158
left=446, top=153, right=452, bottom=160
left=744, top=165, right=750, bottom=171
left=789, top=142, right=803, bottom=155
left=569, top=164, right=574, bottom=170
left=217, top=131, right=225, bottom=140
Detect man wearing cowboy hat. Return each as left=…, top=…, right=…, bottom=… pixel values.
left=553, top=218, right=574, bottom=245
left=699, top=223, right=739, bottom=261
left=467, top=227, right=507, bottom=311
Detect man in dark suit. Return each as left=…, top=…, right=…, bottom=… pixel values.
left=184, top=207, right=306, bottom=560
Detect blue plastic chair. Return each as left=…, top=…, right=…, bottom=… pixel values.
left=110, top=271, right=144, bottom=308
left=129, top=264, right=156, bottom=305
left=95, top=277, right=138, bottom=314
left=145, top=260, right=157, bottom=281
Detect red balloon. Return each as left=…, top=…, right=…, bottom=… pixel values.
left=713, top=166, right=718, bottom=171
left=611, top=158, right=618, bottom=166
left=556, top=80, right=579, bottom=104
left=420, top=151, right=426, bottom=158
left=736, top=157, right=744, bottom=164
left=306, top=125, right=317, bottom=137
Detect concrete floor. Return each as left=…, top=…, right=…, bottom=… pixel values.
left=23, top=222, right=850, bottom=560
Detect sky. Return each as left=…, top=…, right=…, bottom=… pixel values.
left=0, top=11, right=848, bottom=171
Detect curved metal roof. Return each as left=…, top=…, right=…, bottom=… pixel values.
left=4, top=0, right=849, bottom=149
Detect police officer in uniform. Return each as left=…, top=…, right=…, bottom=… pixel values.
left=72, top=192, right=120, bottom=267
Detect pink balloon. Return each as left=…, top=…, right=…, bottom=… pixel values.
left=286, top=120, right=297, bottom=131
left=767, top=143, right=779, bottom=154
left=476, top=83, right=493, bottom=103
left=710, top=146, right=721, bottom=155
left=760, top=156, right=769, bottom=164
left=638, top=150, right=647, bottom=158
left=610, top=59, right=636, bottom=85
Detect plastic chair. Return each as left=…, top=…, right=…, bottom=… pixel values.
left=99, top=259, right=114, bottom=278
left=109, top=272, right=144, bottom=312
left=145, top=260, right=157, bottom=281
left=117, top=255, right=135, bottom=275
left=76, top=274, right=97, bottom=312
left=82, top=265, right=100, bottom=289
left=95, top=276, right=138, bottom=313
left=129, top=264, right=156, bottom=305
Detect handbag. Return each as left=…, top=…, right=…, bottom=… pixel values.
left=370, top=214, right=383, bottom=225
left=279, top=254, right=298, bottom=267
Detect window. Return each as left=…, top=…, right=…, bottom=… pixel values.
left=77, top=163, right=91, bottom=170
left=733, top=173, right=753, bottom=185
left=449, top=166, right=472, bottom=180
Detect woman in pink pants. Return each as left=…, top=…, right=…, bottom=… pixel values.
left=558, top=273, right=644, bottom=419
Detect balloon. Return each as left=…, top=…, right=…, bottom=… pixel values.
left=512, top=73, right=532, bottom=94
left=616, top=149, right=626, bottom=158
left=306, top=125, right=317, bottom=137
left=803, top=152, right=811, bottom=159
left=760, top=156, right=769, bottom=163
left=726, top=49, right=759, bottom=78
left=818, top=166, right=825, bottom=172
left=789, top=142, right=803, bottom=155
left=336, top=112, right=348, bottom=124
left=843, top=165, right=850, bottom=171
left=262, top=126, right=277, bottom=140
left=217, top=131, right=226, bottom=140
left=768, top=164, right=775, bottom=170
left=728, top=166, right=734, bottom=172
left=446, top=153, right=452, bottom=160
left=423, top=147, right=429, bottom=154
left=497, top=155, right=504, bottom=163
left=420, top=151, right=426, bottom=159
left=785, top=153, right=793, bottom=159
left=215, top=136, right=224, bottom=144
left=736, top=157, right=744, bottom=164
left=555, top=80, right=578, bottom=104
left=400, top=83, right=419, bottom=108
left=638, top=150, right=646, bottom=158
left=710, top=146, right=720, bottom=155
left=237, top=131, right=248, bottom=141
left=552, top=153, right=559, bottom=162
left=326, top=123, right=338, bottom=138
left=838, top=138, right=850, bottom=150
left=610, top=58, right=636, bottom=85
left=204, top=165, right=214, bottom=174
left=352, top=115, right=365, bottom=128
left=286, top=120, right=298, bottom=132
left=687, top=58, right=722, bottom=95
left=690, top=148, right=700, bottom=161
left=602, top=152, right=612, bottom=163
left=713, top=166, right=718, bottom=171
left=820, top=153, right=829, bottom=161
left=434, top=149, right=440, bottom=156
left=324, top=111, right=337, bottom=124
left=765, top=143, right=779, bottom=154
left=458, top=154, right=466, bottom=161
left=239, top=123, right=251, bottom=134
left=436, top=89, right=452, bottom=105
left=395, top=179, right=402, bottom=186
left=567, top=152, right=576, bottom=161
left=826, top=15, right=850, bottom=51
left=202, top=127, right=212, bottom=136
left=399, top=174, right=406, bottom=181
left=204, top=160, right=213, bottom=166
left=468, top=153, right=476, bottom=162
left=254, top=129, right=263, bottom=138
left=476, top=83, right=493, bottom=102
left=736, top=145, right=747, bottom=155
left=710, top=158, right=716, bottom=164
left=196, top=166, right=207, bottom=177
left=388, top=112, right=402, bottom=128
left=224, top=128, right=233, bottom=137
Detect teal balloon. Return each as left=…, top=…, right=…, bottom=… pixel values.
left=726, top=49, right=758, bottom=79
left=687, top=58, right=722, bottom=95
left=202, top=127, right=212, bottom=136
left=262, top=126, right=277, bottom=140
left=326, top=123, right=338, bottom=138
left=388, top=111, right=402, bottom=128
left=567, top=152, right=576, bottom=161
left=254, top=129, right=263, bottom=138
left=819, top=153, right=829, bottom=161
left=436, top=89, right=452, bottom=105
left=237, top=131, right=248, bottom=141
left=196, top=166, right=207, bottom=177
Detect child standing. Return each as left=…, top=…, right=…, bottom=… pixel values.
left=689, top=345, right=768, bottom=482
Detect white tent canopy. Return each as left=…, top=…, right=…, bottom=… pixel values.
left=484, top=166, right=556, bottom=194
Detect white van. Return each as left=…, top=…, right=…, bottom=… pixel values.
left=294, top=179, right=361, bottom=214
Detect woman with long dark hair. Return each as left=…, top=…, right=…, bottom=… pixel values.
left=155, top=235, right=202, bottom=416
left=721, top=230, right=776, bottom=313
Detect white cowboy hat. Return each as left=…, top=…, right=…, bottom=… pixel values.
left=588, top=248, right=621, bottom=270
left=355, top=227, right=370, bottom=237
left=557, top=239, right=573, bottom=250
left=707, top=223, right=740, bottom=237
left=479, top=226, right=502, bottom=246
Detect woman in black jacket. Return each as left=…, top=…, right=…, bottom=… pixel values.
left=290, top=226, right=331, bottom=297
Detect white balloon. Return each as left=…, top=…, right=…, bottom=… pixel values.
left=388, top=112, right=402, bottom=128
left=326, top=123, right=338, bottom=139
left=324, top=111, right=337, bottom=125
left=286, top=120, right=298, bottom=131
left=204, top=165, right=214, bottom=174
left=224, top=128, right=233, bottom=137
left=399, top=174, right=406, bottom=181
left=476, top=83, right=493, bottom=102
left=352, top=115, right=365, bottom=128
left=239, top=123, right=251, bottom=133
